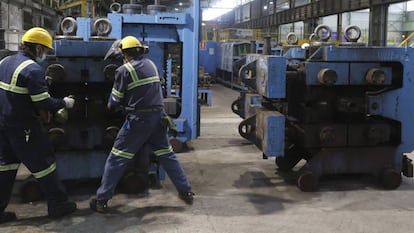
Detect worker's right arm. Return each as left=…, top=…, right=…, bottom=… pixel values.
left=26, top=68, right=67, bottom=111
left=108, top=69, right=127, bottom=110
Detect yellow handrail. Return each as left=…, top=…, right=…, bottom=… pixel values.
left=398, top=32, right=414, bottom=47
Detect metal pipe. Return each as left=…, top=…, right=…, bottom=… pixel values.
left=263, top=36, right=271, bottom=55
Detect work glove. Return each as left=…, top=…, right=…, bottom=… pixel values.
left=161, top=116, right=178, bottom=137
left=63, top=96, right=75, bottom=109
left=54, top=108, right=68, bottom=124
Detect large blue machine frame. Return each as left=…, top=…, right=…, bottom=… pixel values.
left=235, top=43, right=414, bottom=190
left=48, top=2, right=200, bottom=180
left=76, top=5, right=200, bottom=142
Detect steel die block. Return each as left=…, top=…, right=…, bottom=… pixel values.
left=255, top=56, right=287, bottom=99
left=256, top=110, right=285, bottom=157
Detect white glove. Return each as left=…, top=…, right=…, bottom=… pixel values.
left=63, top=96, right=75, bottom=109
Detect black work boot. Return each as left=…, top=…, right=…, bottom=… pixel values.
left=0, top=211, right=17, bottom=224
left=178, top=192, right=195, bottom=205
left=48, top=201, right=77, bottom=219
left=89, top=198, right=108, bottom=213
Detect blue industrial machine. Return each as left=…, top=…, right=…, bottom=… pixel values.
left=18, top=1, right=200, bottom=199
left=199, top=41, right=218, bottom=78
left=233, top=25, right=414, bottom=191
left=217, top=39, right=282, bottom=91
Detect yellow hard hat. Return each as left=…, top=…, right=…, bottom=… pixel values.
left=22, top=27, right=53, bottom=49
left=119, top=36, right=142, bottom=50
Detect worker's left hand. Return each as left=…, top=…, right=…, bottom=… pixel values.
left=161, top=116, right=178, bottom=137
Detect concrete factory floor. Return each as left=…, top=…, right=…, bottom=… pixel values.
left=2, top=84, right=414, bottom=233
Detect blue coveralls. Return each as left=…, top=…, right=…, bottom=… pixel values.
left=0, top=52, right=70, bottom=212
left=96, top=56, right=192, bottom=201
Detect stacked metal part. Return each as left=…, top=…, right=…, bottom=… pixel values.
left=171, top=67, right=212, bottom=89
left=233, top=25, right=414, bottom=191
left=200, top=67, right=211, bottom=88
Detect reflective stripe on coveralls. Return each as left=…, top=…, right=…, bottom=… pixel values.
left=111, top=88, right=124, bottom=100
left=32, top=162, right=57, bottom=179
left=0, top=58, right=51, bottom=102
left=147, top=60, right=160, bottom=77
left=0, top=163, right=20, bottom=172
left=110, top=61, right=161, bottom=100
left=110, top=147, right=134, bottom=159
left=0, top=59, right=34, bottom=94
left=30, top=92, right=51, bottom=102
left=124, top=62, right=160, bottom=90
left=154, top=146, right=174, bottom=156
left=111, top=145, right=174, bottom=159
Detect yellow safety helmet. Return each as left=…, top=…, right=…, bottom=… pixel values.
left=119, top=36, right=142, bottom=50
left=22, top=27, right=53, bottom=49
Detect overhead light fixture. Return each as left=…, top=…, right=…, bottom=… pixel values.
left=264, top=6, right=268, bottom=10
left=179, top=2, right=183, bottom=6
left=202, top=0, right=238, bottom=21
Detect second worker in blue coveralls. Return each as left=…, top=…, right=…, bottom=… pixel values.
left=90, top=36, right=194, bottom=213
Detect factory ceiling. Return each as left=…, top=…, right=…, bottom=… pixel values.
left=113, top=0, right=216, bottom=8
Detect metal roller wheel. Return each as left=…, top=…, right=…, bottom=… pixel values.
left=297, top=171, right=318, bottom=192
left=286, top=32, right=298, bottom=45
left=93, top=18, right=112, bottom=36
left=380, top=168, right=402, bottom=190
left=103, top=64, right=119, bottom=82
left=314, top=25, right=332, bottom=42
left=344, top=25, right=361, bottom=42
left=309, top=33, right=318, bottom=42
left=45, top=64, right=65, bottom=83
left=60, top=17, right=77, bottom=35
left=110, top=2, right=122, bottom=13
left=48, top=128, right=66, bottom=149
left=231, top=98, right=240, bottom=116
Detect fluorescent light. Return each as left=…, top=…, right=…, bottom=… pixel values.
left=202, top=0, right=239, bottom=21
left=408, top=0, right=414, bottom=11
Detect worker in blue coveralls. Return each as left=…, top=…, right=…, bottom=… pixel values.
left=90, top=35, right=194, bottom=213
left=0, top=27, right=77, bottom=223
